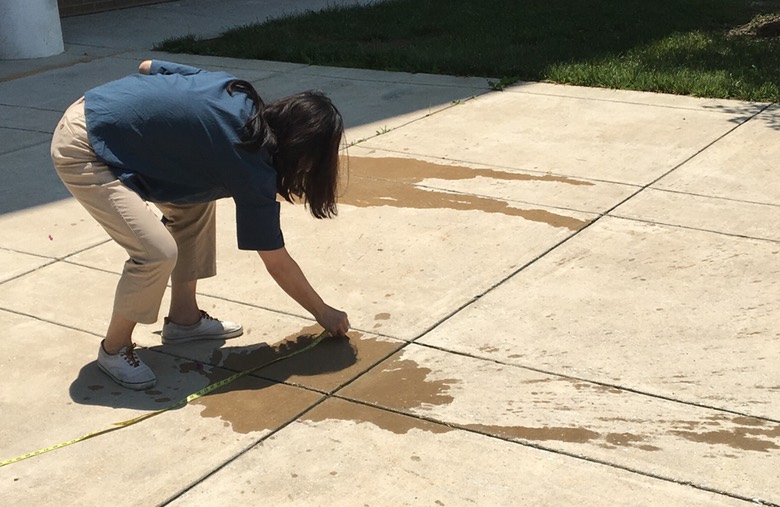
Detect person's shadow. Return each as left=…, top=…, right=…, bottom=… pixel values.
left=69, top=330, right=358, bottom=411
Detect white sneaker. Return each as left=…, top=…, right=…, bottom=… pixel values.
left=97, top=341, right=157, bottom=390
left=161, top=310, right=243, bottom=345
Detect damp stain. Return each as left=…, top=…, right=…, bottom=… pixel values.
left=347, top=155, right=593, bottom=187
left=304, top=397, right=452, bottom=435
left=192, top=375, right=311, bottom=434
left=671, top=421, right=780, bottom=452
left=604, top=432, right=656, bottom=449
left=569, top=381, right=623, bottom=395
left=467, top=423, right=599, bottom=444
left=341, top=156, right=589, bottom=230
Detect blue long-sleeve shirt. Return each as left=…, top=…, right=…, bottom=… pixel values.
left=84, top=60, right=283, bottom=250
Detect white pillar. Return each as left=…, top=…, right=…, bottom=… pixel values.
left=0, top=0, right=64, bottom=59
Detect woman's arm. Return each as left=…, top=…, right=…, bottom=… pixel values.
left=258, top=247, right=350, bottom=336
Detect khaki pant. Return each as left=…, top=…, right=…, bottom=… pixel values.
left=51, top=98, right=217, bottom=324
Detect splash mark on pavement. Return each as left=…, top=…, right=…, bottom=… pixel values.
left=340, top=156, right=589, bottom=230
left=373, top=312, right=391, bottom=329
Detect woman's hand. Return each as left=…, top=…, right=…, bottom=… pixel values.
left=317, top=305, right=350, bottom=337
left=258, top=247, right=350, bottom=336
left=138, top=60, right=152, bottom=75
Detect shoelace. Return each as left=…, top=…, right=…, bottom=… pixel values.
left=200, top=310, right=215, bottom=321
left=120, top=343, right=141, bottom=368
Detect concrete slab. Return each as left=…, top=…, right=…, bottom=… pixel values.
left=224, top=190, right=594, bottom=340
left=124, top=49, right=310, bottom=74
left=360, top=84, right=758, bottom=186
left=613, top=188, right=780, bottom=241
left=242, top=67, right=489, bottom=146
left=417, top=216, right=780, bottom=418
left=0, top=45, right=119, bottom=82
left=0, top=261, right=127, bottom=334
left=0, top=128, right=49, bottom=155
left=0, top=105, right=62, bottom=134
left=66, top=193, right=592, bottom=342
left=289, top=62, right=492, bottom=88
left=0, top=57, right=136, bottom=111
left=60, top=0, right=377, bottom=50
left=0, top=310, right=323, bottom=506
left=169, top=397, right=747, bottom=506
left=0, top=259, right=320, bottom=349
left=0, top=249, right=53, bottom=283
left=505, top=80, right=771, bottom=116
left=0, top=199, right=109, bottom=258
left=652, top=104, right=780, bottom=204
left=339, top=344, right=780, bottom=504
left=0, top=54, right=280, bottom=116
left=0, top=144, right=73, bottom=214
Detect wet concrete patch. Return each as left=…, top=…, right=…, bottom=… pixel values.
left=304, top=398, right=452, bottom=435
left=192, top=375, right=323, bottom=434
left=670, top=417, right=780, bottom=453
left=346, top=155, right=594, bottom=187
left=340, top=156, right=590, bottom=230
left=467, top=424, right=600, bottom=444
left=340, top=353, right=458, bottom=412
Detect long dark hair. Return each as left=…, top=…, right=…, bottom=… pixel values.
left=227, top=80, right=343, bottom=219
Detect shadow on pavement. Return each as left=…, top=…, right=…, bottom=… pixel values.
left=68, top=332, right=357, bottom=412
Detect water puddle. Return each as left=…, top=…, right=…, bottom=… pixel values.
left=190, top=327, right=399, bottom=433
left=340, top=156, right=590, bottom=230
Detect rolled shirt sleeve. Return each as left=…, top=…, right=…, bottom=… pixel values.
left=235, top=200, right=285, bottom=251
left=150, top=60, right=204, bottom=76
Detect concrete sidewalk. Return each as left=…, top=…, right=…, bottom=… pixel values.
left=1, top=1, right=779, bottom=505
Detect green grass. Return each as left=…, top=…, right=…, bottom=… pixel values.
left=157, top=0, right=780, bottom=102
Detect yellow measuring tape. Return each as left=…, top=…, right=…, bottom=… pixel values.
left=0, top=331, right=330, bottom=468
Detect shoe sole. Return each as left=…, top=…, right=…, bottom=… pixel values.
left=97, top=361, right=157, bottom=391
left=161, top=327, right=244, bottom=345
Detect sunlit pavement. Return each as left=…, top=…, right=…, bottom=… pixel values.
left=1, top=1, right=778, bottom=505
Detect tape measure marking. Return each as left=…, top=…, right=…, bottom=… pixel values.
left=0, top=331, right=330, bottom=468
